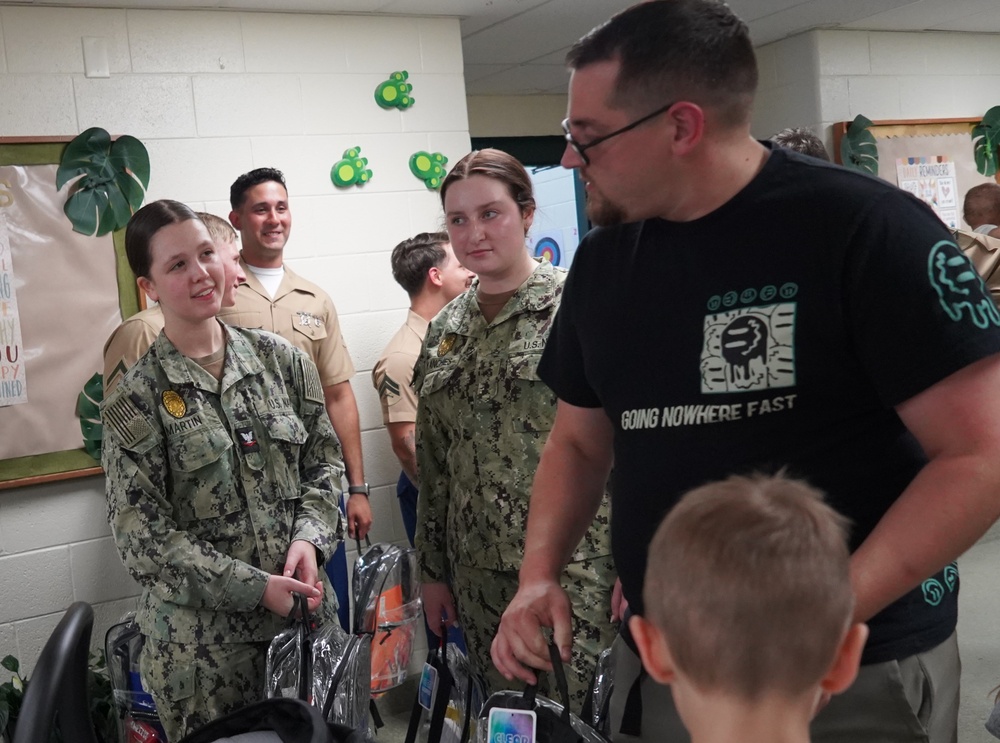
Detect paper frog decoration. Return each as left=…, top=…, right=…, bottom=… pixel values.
left=409, top=151, right=448, bottom=190
left=331, top=147, right=373, bottom=188
left=375, top=71, right=414, bottom=110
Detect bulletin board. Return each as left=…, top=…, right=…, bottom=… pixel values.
left=0, top=138, right=140, bottom=491
left=832, top=117, right=999, bottom=230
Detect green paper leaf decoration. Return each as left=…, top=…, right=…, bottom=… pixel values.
left=374, top=70, right=414, bottom=110
left=77, top=371, right=104, bottom=461
left=840, top=114, right=879, bottom=176
left=330, top=147, right=373, bottom=188
left=57, top=127, right=150, bottom=236
left=409, top=151, right=448, bottom=190
left=972, top=105, right=1000, bottom=178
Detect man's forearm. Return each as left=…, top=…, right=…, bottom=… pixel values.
left=324, top=384, right=365, bottom=485
left=388, top=421, right=419, bottom=485
left=850, top=452, right=1000, bottom=622
left=851, top=353, right=1000, bottom=622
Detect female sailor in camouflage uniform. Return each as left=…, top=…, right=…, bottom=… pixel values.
left=413, top=150, right=616, bottom=703
left=101, top=200, right=344, bottom=740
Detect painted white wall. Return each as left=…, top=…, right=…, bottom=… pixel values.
left=0, top=5, right=467, bottom=671
left=752, top=29, right=1000, bottom=160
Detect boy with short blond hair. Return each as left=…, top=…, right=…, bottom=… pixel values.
left=629, top=474, right=868, bottom=743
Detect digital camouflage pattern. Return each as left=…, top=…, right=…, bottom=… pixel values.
left=140, top=637, right=269, bottom=741
left=413, top=259, right=612, bottom=579
left=413, top=260, right=615, bottom=694
left=452, top=557, right=617, bottom=706
left=101, top=323, right=344, bottom=646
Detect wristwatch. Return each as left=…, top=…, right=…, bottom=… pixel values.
left=347, top=483, right=370, bottom=497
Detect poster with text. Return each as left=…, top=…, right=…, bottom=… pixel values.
left=0, top=163, right=121, bottom=461
left=0, top=214, right=27, bottom=406
left=896, top=156, right=959, bottom=229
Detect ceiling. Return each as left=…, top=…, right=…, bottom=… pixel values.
left=7, top=0, right=1000, bottom=95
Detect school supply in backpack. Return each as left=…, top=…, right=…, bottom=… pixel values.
left=352, top=538, right=423, bottom=693
left=475, top=641, right=610, bottom=743
left=104, top=612, right=167, bottom=743
left=404, top=624, right=486, bottom=743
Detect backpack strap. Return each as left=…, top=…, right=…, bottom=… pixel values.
left=294, top=593, right=312, bottom=702
left=404, top=626, right=448, bottom=743
left=427, top=626, right=455, bottom=743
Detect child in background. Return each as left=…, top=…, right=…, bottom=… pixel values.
left=629, top=473, right=869, bottom=743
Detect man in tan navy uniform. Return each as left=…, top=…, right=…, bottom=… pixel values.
left=221, top=168, right=372, bottom=543
left=371, top=231, right=473, bottom=544
left=955, top=183, right=1000, bottom=306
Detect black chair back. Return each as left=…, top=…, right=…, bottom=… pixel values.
left=13, top=601, right=99, bottom=743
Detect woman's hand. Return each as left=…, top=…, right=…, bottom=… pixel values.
left=422, top=582, right=459, bottom=637
left=262, top=575, right=324, bottom=617
left=284, top=539, right=320, bottom=587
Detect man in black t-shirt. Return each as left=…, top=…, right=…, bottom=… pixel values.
left=490, top=3, right=1000, bottom=743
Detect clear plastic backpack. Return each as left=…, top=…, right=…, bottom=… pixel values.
left=265, top=594, right=373, bottom=738
left=104, top=611, right=167, bottom=743
left=352, top=539, right=423, bottom=694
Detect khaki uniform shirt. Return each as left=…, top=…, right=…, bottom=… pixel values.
left=955, top=228, right=1000, bottom=305
left=102, top=306, right=165, bottom=395
left=101, top=324, right=344, bottom=644
left=413, top=260, right=612, bottom=580
left=371, top=310, right=427, bottom=425
left=218, top=260, right=355, bottom=388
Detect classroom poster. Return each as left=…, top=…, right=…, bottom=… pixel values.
left=0, top=213, right=27, bottom=406
left=0, top=162, right=121, bottom=462
left=896, top=156, right=959, bottom=229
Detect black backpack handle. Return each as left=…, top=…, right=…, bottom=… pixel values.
left=521, top=640, right=572, bottom=723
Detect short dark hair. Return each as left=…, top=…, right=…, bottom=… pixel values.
left=770, top=127, right=830, bottom=161
left=125, top=199, right=200, bottom=279
left=391, top=232, right=450, bottom=297
left=440, top=149, right=536, bottom=217
left=230, top=167, right=287, bottom=211
left=567, top=0, right=758, bottom=128
left=964, top=182, right=1000, bottom=229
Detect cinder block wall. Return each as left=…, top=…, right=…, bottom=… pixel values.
left=0, top=5, right=468, bottom=671
left=751, top=29, right=1000, bottom=159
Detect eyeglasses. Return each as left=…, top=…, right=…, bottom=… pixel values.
left=561, top=101, right=675, bottom=165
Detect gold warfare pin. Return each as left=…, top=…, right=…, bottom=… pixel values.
left=162, top=390, right=187, bottom=418
left=438, top=334, right=456, bottom=356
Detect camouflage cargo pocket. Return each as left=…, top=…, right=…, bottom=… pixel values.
left=505, top=353, right=556, bottom=433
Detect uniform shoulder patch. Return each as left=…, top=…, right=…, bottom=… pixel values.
left=103, top=394, right=155, bottom=449
left=298, top=356, right=325, bottom=404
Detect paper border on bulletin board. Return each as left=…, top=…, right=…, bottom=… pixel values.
left=0, top=140, right=139, bottom=491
